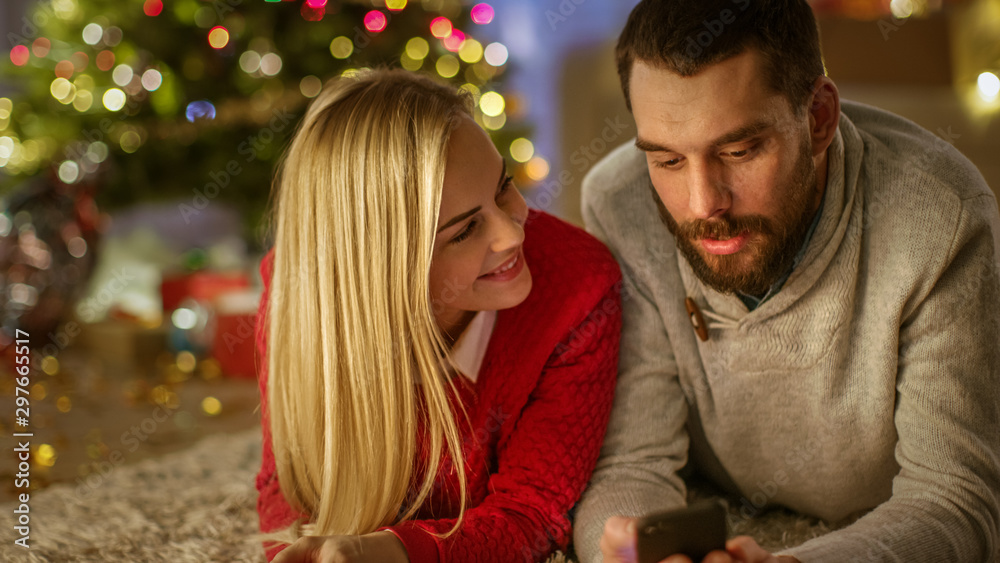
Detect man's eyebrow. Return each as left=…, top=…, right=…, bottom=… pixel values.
left=710, top=119, right=773, bottom=147
left=436, top=160, right=507, bottom=234
left=634, top=119, right=774, bottom=154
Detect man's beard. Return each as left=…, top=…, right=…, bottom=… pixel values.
left=655, top=142, right=819, bottom=297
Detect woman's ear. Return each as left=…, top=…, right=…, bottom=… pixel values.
left=807, top=75, right=840, bottom=158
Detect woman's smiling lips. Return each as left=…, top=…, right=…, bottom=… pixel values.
left=478, top=248, right=525, bottom=282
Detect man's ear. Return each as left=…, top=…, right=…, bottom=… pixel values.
left=807, top=75, right=840, bottom=158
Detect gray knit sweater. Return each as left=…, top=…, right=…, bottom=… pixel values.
left=574, top=100, right=1000, bottom=562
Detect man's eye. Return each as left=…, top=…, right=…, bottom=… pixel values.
left=655, top=158, right=681, bottom=169
left=726, top=143, right=758, bottom=159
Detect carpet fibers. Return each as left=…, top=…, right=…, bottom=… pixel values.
left=0, top=429, right=839, bottom=562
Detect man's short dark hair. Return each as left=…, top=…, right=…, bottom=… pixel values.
left=616, top=0, right=826, bottom=115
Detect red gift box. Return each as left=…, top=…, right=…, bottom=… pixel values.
left=210, top=290, right=261, bottom=378
left=160, top=270, right=250, bottom=313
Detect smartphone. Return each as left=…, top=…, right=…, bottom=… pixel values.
left=635, top=499, right=728, bottom=563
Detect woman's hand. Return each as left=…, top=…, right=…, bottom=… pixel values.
left=272, top=531, right=409, bottom=563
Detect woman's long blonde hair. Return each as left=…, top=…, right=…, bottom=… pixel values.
left=261, top=69, right=471, bottom=545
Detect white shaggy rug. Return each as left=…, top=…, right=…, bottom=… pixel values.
left=0, top=429, right=838, bottom=563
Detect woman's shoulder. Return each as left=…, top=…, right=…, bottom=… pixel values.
left=522, top=209, right=621, bottom=292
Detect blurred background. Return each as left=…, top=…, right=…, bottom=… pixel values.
left=0, top=0, right=998, bottom=502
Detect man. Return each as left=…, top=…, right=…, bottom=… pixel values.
left=573, top=1, right=1000, bottom=562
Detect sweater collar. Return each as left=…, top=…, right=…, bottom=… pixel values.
left=450, top=309, right=497, bottom=382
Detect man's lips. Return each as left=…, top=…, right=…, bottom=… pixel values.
left=699, top=231, right=750, bottom=255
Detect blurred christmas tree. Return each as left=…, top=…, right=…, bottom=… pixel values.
left=0, top=0, right=530, bottom=244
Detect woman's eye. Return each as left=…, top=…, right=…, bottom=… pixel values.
left=497, top=175, right=514, bottom=197
left=451, top=219, right=477, bottom=244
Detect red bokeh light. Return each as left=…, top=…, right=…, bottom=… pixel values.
left=364, top=10, right=387, bottom=33
left=10, top=45, right=29, bottom=67
left=143, top=0, right=164, bottom=17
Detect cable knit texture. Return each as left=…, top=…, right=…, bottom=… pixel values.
left=255, top=210, right=622, bottom=562
left=573, top=100, right=1000, bottom=563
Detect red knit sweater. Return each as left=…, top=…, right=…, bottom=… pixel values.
left=254, top=210, right=622, bottom=562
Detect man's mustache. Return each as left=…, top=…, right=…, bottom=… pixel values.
left=672, top=214, right=774, bottom=241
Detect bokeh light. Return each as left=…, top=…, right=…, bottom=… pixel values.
left=82, top=23, right=103, bottom=45
left=172, top=307, right=198, bottom=329
left=201, top=396, right=222, bottom=416
left=10, top=45, right=29, bottom=67
left=185, top=100, right=216, bottom=122
left=405, top=37, right=429, bottom=60
left=120, top=130, right=141, bottom=153
left=526, top=156, right=550, bottom=181
left=36, top=444, right=57, bottom=467
left=260, top=53, right=282, bottom=76
left=430, top=17, right=453, bottom=38
left=41, top=356, right=59, bottom=375
left=102, top=88, right=126, bottom=111
left=386, top=0, right=407, bottom=10
left=68, top=236, right=87, bottom=257
left=54, top=60, right=74, bottom=79
left=96, top=50, right=115, bottom=71
left=443, top=29, right=466, bottom=52
left=56, top=396, right=72, bottom=413
left=459, top=39, right=483, bottom=64
left=978, top=72, right=1000, bottom=101
left=889, top=0, right=913, bottom=19
left=436, top=55, right=460, bottom=78
left=143, top=0, right=164, bottom=17
left=58, top=160, right=80, bottom=183
left=364, top=10, right=388, bottom=33
left=50, top=78, right=73, bottom=101
left=177, top=351, right=197, bottom=373
left=484, top=42, right=508, bottom=66
left=510, top=138, right=534, bottom=163
left=479, top=91, right=505, bottom=117
left=71, top=51, right=89, bottom=72
left=112, top=64, right=133, bottom=87
left=300, top=75, right=322, bottom=98
left=330, top=36, right=353, bottom=59
left=239, top=51, right=261, bottom=73
left=208, top=26, right=230, bottom=49
left=471, top=3, right=495, bottom=25
left=482, top=112, right=506, bottom=131
left=73, top=90, right=94, bottom=112
left=32, top=38, right=51, bottom=58
left=141, top=69, right=163, bottom=91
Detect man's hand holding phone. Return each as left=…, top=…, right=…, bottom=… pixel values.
left=599, top=501, right=801, bottom=563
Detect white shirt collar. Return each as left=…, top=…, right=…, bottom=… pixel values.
left=449, top=310, right=497, bottom=383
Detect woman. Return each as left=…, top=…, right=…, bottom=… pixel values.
left=255, top=69, right=621, bottom=563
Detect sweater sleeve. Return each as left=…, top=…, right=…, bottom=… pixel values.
left=381, top=283, right=622, bottom=563
left=572, top=179, right=691, bottom=563
left=783, top=194, right=1000, bottom=562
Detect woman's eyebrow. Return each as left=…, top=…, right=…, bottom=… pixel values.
left=437, top=159, right=508, bottom=234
